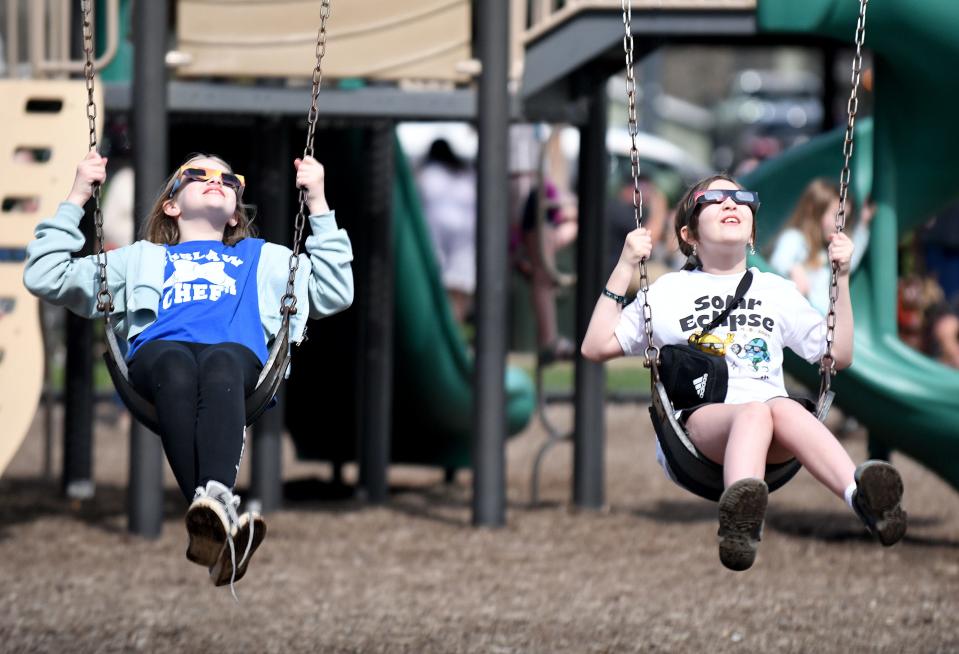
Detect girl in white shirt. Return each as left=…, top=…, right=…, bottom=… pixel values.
left=581, top=174, right=906, bottom=571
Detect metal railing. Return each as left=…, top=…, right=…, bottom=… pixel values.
left=2, top=0, right=119, bottom=78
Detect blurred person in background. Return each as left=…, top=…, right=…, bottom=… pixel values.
left=898, top=274, right=959, bottom=369
left=769, top=178, right=874, bottom=314
left=520, top=174, right=578, bottom=362
left=606, top=172, right=671, bottom=287
left=919, top=204, right=959, bottom=304
left=416, top=138, right=476, bottom=324
left=925, top=297, right=959, bottom=369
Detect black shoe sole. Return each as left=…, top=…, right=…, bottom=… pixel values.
left=718, top=478, right=768, bottom=572
left=855, top=462, right=907, bottom=546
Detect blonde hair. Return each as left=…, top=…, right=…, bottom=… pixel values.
left=139, top=153, right=257, bottom=246
left=783, top=178, right=840, bottom=267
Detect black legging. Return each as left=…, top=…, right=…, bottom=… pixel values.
left=128, top=340, right=261, bottom=500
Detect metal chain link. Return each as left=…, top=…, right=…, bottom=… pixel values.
left=621, top=0, right=658, bottom=368
left=80, top=0, right=112, bottom=313
left=822, top=0, right=868, bottom=377
left=282, top=0, right=332, bottom=318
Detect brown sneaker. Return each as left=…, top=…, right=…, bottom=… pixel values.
left=717, top=478, right=768, bottom=572
left=210, top=512, right=267, bottom=587
left=852, top=461, right=907, bottom=546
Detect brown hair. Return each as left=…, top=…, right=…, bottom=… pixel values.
left=783, top=178, right=840, bottom=267
left=673, top=174, right=757, bottom=269
left=139, top=153, right=257, bottom=246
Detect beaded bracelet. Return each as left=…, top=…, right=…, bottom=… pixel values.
left=602, top=288, right=632, bottom=307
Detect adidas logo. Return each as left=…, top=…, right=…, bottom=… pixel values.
left=693, top=373, right=708, bottom=398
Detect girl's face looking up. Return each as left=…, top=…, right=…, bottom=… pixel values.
left=687, top=179, right=755, bottom=252
left=164, top=157, right=240, bottom=229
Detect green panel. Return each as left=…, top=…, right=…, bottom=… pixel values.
left=97, top=0, right=133, bottom=83
left=745, top=0, right=959, bottom=492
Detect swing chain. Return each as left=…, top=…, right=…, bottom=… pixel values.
left=282, top=0, right=332, bottom=317
left=80, top=0, right=113, bottom=314
left=621, top=0, right=658, bottom=368
left=823, top=0, right=868, bottom=376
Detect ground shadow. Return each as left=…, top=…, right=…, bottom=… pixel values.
left=767, top=508, right=959, bottom=548
left=0, top=476, right=187, bottom=540
left=282, top=475, right=475, bottom=526
left=620, top=499, right=959, bottom=548
left=626, top=499, right=717, bottom=524
left=283, top=476, right=558, bottom=527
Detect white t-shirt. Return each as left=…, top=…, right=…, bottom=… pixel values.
left=614, top=268, right=827, bottom=404
left=417, top=163, right=477, bottom=293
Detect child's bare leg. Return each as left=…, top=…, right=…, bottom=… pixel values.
left=768, top=398, right=906, bottom=545
left=523, top=230, right=558, bottom=348
left=531, top=266, right=558, bottom=347
left=686, top=402, right=773, bottom=571
left=766, top=398, right=856, bottom=498
left=685, top=402, right=773, bottom=487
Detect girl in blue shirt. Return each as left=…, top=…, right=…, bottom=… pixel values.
left=25, top=150, right=353, bottom=593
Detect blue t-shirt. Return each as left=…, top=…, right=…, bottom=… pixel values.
left=128, top=238, right=268, bottom=363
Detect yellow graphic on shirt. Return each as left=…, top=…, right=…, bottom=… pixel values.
left=688, top=331, right=735, bottom=357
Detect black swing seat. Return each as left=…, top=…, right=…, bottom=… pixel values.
left=648, top=368, right=835, bottom=503
left=102, top=315, right=292, bottom=435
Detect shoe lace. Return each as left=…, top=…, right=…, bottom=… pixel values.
left=205, top=482, right=254, bottom=603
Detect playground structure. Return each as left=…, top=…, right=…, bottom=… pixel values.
left=746, top=0, right=959, bottom=490
left=0, top=79, right=101, bottom=477
left=2, top=0, right=958, bottom=536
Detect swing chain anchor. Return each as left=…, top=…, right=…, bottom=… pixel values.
left=280, top=293, right=299, bottom=317
left=96, top=290, right=114, bottom=314
left=819, top=353, right=837, bottom=377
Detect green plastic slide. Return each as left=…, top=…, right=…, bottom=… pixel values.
left=743, top=0, right=959, bottom=492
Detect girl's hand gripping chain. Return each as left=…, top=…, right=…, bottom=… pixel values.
left=293, top=155, right=329, bottom=215
left=66, top=150, right=107, bottom=208
left=618, top=227, right=653, bottom=267
left=827, top=231, right=855, bottom=276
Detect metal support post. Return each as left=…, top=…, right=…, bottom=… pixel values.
left=473, top=0, right=510, bottom=527
left=573, top=76, right=609, bottom=509
left=127, top=0, right=167, bottom=537
left=356, top=122, right=395, bottom=504
left=63, top=309, right=94, bottom=499
left=249, top=117, right=291, bottom=513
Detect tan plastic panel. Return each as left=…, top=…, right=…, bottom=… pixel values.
left=175, top=0, right=472, bottom=82
left=0, top=79, right=102, bottom=478
left=523, top=0, right=757, bottom=45
left=0, top=264, right=43, bottom=477
left=0, top=79, right=103, bottom=246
